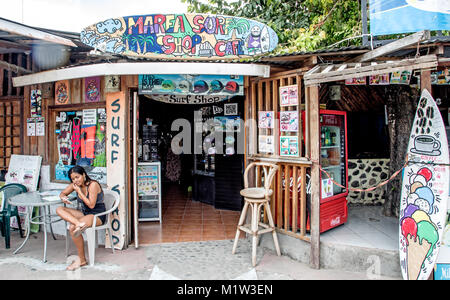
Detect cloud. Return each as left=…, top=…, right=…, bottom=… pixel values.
left=96, top=18, right=123, bottom=34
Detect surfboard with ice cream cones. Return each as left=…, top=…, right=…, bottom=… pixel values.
left=399, top=89, right=449, bottom=280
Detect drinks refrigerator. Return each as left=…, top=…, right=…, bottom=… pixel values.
left=318, top=110, right=348, bottom=232
left=301, top=109, right=348, bottom=232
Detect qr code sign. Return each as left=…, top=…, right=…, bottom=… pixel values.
left=224, top=103, right=238, bottom=115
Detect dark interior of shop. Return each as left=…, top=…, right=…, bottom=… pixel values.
left=137, top=95, right=245, bottom=213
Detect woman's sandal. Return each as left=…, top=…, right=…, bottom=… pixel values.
left=72, top=222, right=88, bottom=238
left=66, top=259, right=87, bottom=271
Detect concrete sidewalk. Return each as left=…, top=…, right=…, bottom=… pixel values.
left=0, top=231, right=400, bottom=280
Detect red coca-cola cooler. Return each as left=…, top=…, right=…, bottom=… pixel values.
left=301, top=110, right=348, bottom=233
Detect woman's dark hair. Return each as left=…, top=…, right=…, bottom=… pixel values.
left=68, top=165, right=93, bottom=183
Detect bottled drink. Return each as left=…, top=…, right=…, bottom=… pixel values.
left=324, top=127, right=331, bottom=146
left=321, top=128, right=325, bottom=146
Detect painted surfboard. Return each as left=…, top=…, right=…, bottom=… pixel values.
left=399, top=89, right=449, bottom=280
left=260, top=26, right=270, bottom=53
left=80, top=13, right=278, bottom=60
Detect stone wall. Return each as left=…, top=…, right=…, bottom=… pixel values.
left=347, top=159, right=390, bottom=205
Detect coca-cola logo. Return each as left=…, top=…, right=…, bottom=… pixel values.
left=281, top=172, right=311, bottom=194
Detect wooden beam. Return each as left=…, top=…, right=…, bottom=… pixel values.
left=259, top=50, right=367, bottom=62
left=0, top=59, right=32, bottom=74
left=308, top=85, right=321, bottom=269
left=421, top=70, right=432, bottom=95
left=0, top=39, right=32, bottom=53
left=304, top=55, right=437, bottom=86
left=13, top=62, right=271, bottom=87
left=350, top=30, right=430, bottom=63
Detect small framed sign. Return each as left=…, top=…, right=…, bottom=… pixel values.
left=280, top=136, right=299, bottom=157
left=280, top=85, right=298, bottom=106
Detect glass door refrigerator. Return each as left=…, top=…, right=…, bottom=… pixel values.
left=319, top=109, right=348, bottom=232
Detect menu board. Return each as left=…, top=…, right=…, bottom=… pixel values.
left=137, top=164, right=159, bottom=196
left=5, top=155, right=42, bottom=232
left=5, top=155, right=42, bottom=191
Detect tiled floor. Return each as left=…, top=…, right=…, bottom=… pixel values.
left=138, top=184, right=244, bottom=245
left=137, top=184, right=399, bottom=251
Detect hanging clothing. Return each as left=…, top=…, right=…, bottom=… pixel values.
left=58, top=122, right=72, bottom=165
left=93, top=122, right=106, bottom=167
left=81, top=124, right=96, bottom=160
left=71, top=117, right=82, bottom=160
left=165, top=147, right=181, bottom=182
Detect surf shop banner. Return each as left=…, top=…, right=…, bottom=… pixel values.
left=369, top=0, right=450, bottom=36
left=139, top=74, right=243, bottom=104
left=80, top=14, right=278, bottom=59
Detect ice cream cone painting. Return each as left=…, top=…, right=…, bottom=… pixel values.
left=399, top=90, right=449, bottom=280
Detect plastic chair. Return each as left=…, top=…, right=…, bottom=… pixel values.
left=66, top=189, right=120, bottom=266
left=232, top=162, right=281, bottom=266
left=0, top=183, right=27, bottom=248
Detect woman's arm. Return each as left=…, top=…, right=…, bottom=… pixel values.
left=59, top=184, right=75, bottom=204
left=76, top=181, right=101, bottom=209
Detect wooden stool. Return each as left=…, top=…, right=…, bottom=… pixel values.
left=232, top=162, right=281, bottom=266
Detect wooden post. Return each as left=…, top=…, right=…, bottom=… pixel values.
left=421, top=70, right=432, bottom=95
left=308, top=85, right=321, bottom=269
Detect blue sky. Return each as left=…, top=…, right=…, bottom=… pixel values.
left=1, top=0, right=188, bottom=32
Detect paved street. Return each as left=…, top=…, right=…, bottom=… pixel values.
left=0, top=231, right=400, bottom=280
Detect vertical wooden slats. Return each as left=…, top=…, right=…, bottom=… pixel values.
left=276, top=162, right=283, bottom=229
left=247, top=70, right=311, bottom=243
left=283, top=164, right=290, bottom=231
left=292, top=165, right=298, bottom=233
left=300, top=166, right=307, bottom=237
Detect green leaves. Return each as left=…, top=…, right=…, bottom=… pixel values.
left=182, top=0, right=364, bottom=53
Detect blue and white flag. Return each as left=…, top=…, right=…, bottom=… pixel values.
left=370, top=0, right=450, bottom=36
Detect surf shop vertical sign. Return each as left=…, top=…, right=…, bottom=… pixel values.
left=106, top=91, right=126, bottom=249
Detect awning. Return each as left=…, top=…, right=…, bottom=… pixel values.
left=303, top=54, right=439, bottom=86
left=0, top=17, right=77, bottom=50
left=12, top=62, right=271, bottom=87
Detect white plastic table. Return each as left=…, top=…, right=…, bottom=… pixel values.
left=8, top=190, right=76, bottom=263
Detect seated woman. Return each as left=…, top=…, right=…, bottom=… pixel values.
left=56, top=165, right=106, bottom=271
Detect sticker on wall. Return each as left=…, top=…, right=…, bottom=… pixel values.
left=224, top=103, right=238, bottom=115
left=258, top=111, right=274, bottom=129
left=321, top=178, right=334, bottom=198
left=280, top=136, right=299, bottom=157
left=214, top=116, right=241, bottom=132
left=26, top=118, right=36, bottom=136
left=431, top=69, right=450, bottom=85
left=35, top=117, right=45, bottom=136
left=258, top=135, right=275, bottom=153
left=55, top=80, right=70, bottom=105
left=369, top=74, right=390, bottom=85
left=85, top=76, right=101, bottom=102
left=345, top=77, right=366, bottom=85
left=83, top=109, right=97, bottom=125
left=279, top=85, right=298, bottom=106
left=105, top=75, right=120, bottom=92
left=30, top=89, right=42, bottom=117
left=280, top=111, right=299, bottom=132
left=391, top=70, right=411, bottom=85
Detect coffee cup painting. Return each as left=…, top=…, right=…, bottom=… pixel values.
left=399, top=89, right=449, bottom=280
left=411, top=135, right=441, bottom=155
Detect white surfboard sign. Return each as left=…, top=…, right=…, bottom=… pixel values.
left=399, top=89, right=449, bottom=280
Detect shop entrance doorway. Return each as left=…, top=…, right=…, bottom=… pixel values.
left=131, top=93, right=245, bottom=246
